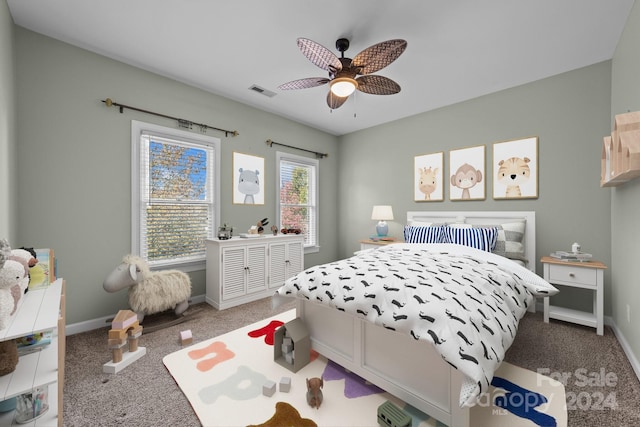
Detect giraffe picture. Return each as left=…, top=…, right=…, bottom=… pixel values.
left=414, top=152, right=444, bottom=202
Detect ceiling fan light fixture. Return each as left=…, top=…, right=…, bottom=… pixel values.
left=330, top=77, right=358, bottom=97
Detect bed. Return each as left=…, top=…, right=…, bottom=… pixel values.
left=273, top=211, right=557, bottom=427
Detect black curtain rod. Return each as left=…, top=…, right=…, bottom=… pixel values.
left=265, top=139, right=328, bottom=159
left=102, top=98, right=239, bottom=137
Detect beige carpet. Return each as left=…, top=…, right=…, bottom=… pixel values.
left=163, top=309, right=566, bottom=427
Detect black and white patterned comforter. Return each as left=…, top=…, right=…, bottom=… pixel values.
left=274, top=243, right=558, bottom=406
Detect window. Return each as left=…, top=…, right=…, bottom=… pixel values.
left=132, top=120, right=220, bottom=270
left=276, top=152, right=319, bottom=253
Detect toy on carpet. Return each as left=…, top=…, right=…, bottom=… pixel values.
left=306, top=377, right=323, bottom=409
left=180, top=329, right=193, bottom=346
left=247, top=401, right=317, bottom=427
left=103, top=309, right=146, bottom=374
left=103, top=254, right=192, bottom=323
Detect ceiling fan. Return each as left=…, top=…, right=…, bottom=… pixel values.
left=278, top=37, right=407, bottom=109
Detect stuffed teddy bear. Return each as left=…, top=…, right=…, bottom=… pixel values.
left=0, top=240, right=31, bottom=327
left=0, top=259, right=28, bottom=317
left=0, top=239, right=10, bottom=269
left=0, top=240, right=21, bottom=375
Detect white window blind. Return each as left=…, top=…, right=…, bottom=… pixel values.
left=277, top=152, right=318, bottom=250
left=132, top=121, right=220, bottom=269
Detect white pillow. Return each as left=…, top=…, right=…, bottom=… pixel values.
left=407, top=220, right=432, bottom=226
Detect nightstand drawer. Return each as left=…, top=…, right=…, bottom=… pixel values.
left=548, top=263, right=597, bottom=287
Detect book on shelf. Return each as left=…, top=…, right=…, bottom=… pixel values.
left=16, top=330, right=53, bottom=355
left=550, top=250, right=593, bottom=261
left=28, top=248, right=56, bottom=289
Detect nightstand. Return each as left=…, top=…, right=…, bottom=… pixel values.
left=541, top=256, right=607, bottom=335
left=359, top=239, right=401, bottom=251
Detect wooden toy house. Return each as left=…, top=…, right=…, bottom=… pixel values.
left=601, top=111, right=640, bottom=186
left=273, top=318, right=310, bottom=373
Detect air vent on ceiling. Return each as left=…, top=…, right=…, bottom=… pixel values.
left=249, top=85, right=276, bottom=98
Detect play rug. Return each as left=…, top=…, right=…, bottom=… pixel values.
left=163, top=310, right=567, bottom=427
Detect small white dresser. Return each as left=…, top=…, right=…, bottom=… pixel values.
left=206, top=234, right=304, bottom=310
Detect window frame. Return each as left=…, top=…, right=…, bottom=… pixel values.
left=275, top=151, right=319, bottom=254
left=131, top=120, right=221, bottom=272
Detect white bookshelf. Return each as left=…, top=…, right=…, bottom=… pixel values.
left=0, top=279, right=64, bottom=426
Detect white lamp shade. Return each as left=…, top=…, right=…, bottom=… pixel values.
left=330, top=77, right=358, bottom=97
left=371, top=205, right=394, bottom=221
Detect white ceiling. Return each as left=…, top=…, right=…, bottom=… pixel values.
left=7, top=0, right=635, bottom=136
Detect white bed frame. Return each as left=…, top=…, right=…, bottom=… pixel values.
left=296, top=211, right=535, bottom=427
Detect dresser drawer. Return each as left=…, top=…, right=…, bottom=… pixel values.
left=548, top=263, right=597, bottom=287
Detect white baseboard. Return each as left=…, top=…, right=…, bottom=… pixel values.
left=605, top=315, right=640, bottom=382
left=65, top=294, right=206, bottom=336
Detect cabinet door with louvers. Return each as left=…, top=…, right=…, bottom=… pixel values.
left=245, top=244, right=268, bottom=294
left=269, top=239, right=304, bottom=288
left=221, top=246, right=247, bottom=300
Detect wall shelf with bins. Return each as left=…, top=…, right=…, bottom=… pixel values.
left=601, top=111, right=640, bottom=187
left=0, top=279, right=64, bottom=427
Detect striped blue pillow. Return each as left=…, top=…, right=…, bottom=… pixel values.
left=443, top=225, right=499, bottom=252
left=403, top=225, right=444, bottom=243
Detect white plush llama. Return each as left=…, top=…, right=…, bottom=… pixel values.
left=103, top=255, right=191, bottom=322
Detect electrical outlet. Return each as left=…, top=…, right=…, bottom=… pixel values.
left=627, top=304, right=631, bottom=323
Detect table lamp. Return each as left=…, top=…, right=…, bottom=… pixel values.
left=371, top=205, right=394, bottom=237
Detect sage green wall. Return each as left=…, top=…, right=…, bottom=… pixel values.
left=0, top=2, right=17, bottom=242
left=14, top=27, right=339, bottom=325
left=337, top=61, right=613, bottom=314
left=611, top=1, right=640, bottom=368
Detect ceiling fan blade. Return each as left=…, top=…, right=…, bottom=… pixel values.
left=356, top=75, right=401, bottom=95
left=326, top=91, right=349, bottom=109
left=352, top=39, right=407, bottom=75
left=297, top=38, right=342, bottom=73
left=278, top=77, right=330, bottom=90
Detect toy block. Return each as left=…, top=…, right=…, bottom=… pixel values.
left=279, top=376, right=291, bottom=393
left=262, top=380, right=276, bottom=397
left=180, top=330, right=193, bottom=346
left=112, top=309, right=139, bottom=330
left=108, top=329, right=127, bottom=340
left=128, top=337, right=139, bottom=352
left=128, top=325, right=143, bottom=339
left=108, top=337, right=125, bottom=347
left=284, top=352, right=294, bottom=365
left=377, top=400, right=411, bottom=427
left=112, top=347, right=123, bottom=363
left=103, top=347, right=146, bottom=374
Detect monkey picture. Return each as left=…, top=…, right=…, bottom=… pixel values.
left=450, top=163, right=483, bottom=199
left=449, top=145, right=486, bottom=200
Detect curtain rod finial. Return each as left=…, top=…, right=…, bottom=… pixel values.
left=104, top=98, right=113, bottom=107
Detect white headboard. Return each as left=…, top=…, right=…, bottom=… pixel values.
left=406, top=211, right=536, bottom=272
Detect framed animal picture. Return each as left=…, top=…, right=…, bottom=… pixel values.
left=414, top=152, right=444, bottom=202
left=492, top=137, right=539, bottom=199
left=449, top=145, right=486, bottom=201
left=233, top=152, right=265, bottom=205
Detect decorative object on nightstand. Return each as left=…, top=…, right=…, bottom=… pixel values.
left=371, top=205, right=394, bottom=237
left=541, top=256, right=607, bottom=335
left=359, top=238, right=400, bottom=251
